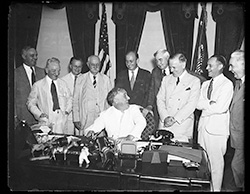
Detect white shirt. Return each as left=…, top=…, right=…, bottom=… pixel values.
left=46, top=75, right=59, bottom=92
left=163, top=66, right=170, bottom=76
left=23, top=63, right=35, bottom=87
left=89, top=72, right=99, bottom=84
left=85, top=105, right=146, bottom=140
left=177, top=69, right=187, bottom=83
left=241, top=75, right=245, bottom=84
left=128, top=67, right=139, bottom=81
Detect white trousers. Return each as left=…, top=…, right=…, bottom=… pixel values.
left=198, top=129, right=228, bottom=191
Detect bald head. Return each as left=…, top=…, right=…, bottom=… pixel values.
left=87, top=55, right=101, bottom=75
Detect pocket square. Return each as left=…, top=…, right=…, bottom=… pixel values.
left=185, top=87, right=191, bottom=91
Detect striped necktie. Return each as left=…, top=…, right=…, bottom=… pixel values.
left=93, top=75, right=97, bottom=88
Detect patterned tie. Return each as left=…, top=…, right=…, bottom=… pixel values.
left=93, top=75, right=97, bottom=88
left=130, top=70, right=135, bottom=90
left=176, top=77, right=180, bottom=85
left=51, top=81, right=60, bottom=111
left=207, top=79, right=213, bottom=100
left=30, top=67, right=36, bottom=85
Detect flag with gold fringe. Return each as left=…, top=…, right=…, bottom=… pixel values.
left=191, top=3, right=209, bottom=80
left=98, top=3, right=111, bottom=75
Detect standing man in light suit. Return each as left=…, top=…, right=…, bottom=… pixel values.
left=15, top=46, right=45, bottom=125
left=197, top=55, right=234, bottom=191
left=228, top=50, right=245, bottom=191
left=27, top=57, right=72, bottom=134
left=157, top=53, right=200, bottom=142
left=61, top=57, right=83, bottom=135
left=73, top=55, right=112, bottom=136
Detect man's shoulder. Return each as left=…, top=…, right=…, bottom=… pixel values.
left=139, top=67, right=151, bottom=75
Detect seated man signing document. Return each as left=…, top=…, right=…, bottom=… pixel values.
left=85, top=87, right=146, bottom=144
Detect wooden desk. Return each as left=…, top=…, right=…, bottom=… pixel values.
left=20, top=144, right=211, bottom=191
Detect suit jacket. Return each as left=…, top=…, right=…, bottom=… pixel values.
left=15, top=65, right=45, bottom=125
left=157, top=71, right=200, bottom=138
left=73, top=72, right=112, bottom=130
left=230, top=80, right=244, bottom=149
left=27, top=75, right=72, bottom=134
left=61, top=72, right=82, bottom=121
left=147, top=66, right=166, bottom=128
left=115, top=68, right=151, bottom=108
left=197, top=74, right=234, bottom=136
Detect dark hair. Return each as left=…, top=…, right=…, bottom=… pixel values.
left=21, top=46, right=34, bottom=55
left=126, top=51, right=139, bottom=59
left=169, top=53, right=187, bottom=63
left=107, top=87, right=126, bottom=106
left=69, top=56, right=83, bottom=64
left=210, top=54, right=227, bottom=68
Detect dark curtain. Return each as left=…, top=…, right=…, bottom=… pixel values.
left=212, top=2, right=245, bottom=83
left=112, top=2, right=146, bottom=74
left=66, top=2, right=99, bottom=73
left=112, top=2, right=197, bottom=74
left=161, top=3, right=198, bottom=70
left=9, top=3, right=43, bottom=68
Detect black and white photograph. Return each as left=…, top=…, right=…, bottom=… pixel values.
left=8, top=1, right=245, bottom=192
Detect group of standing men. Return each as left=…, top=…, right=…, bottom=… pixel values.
left=14, top=46, right=244, bottom=191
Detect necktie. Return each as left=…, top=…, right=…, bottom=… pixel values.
left=74, top=75, right=77, bottom=87
left=162, top=70, right=166, bottom=76
left=93, top=75, right=97, bottom=88
left=207, top=79, right=213, bottom=100
left=51, top=81, right=60, bottom=111
left=30, top=67, right=36, bottom=85
left=130, top=71, right=135, bottom=90
left=235, top=79, right=242, bottom=93
left=176, top=77, right=180, bottom=85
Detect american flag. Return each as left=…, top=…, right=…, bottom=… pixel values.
left=191, top=3, right=209, bottom=79
left=98, top=3, right=111, bottom=75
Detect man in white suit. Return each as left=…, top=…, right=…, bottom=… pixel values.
left=197, top=55, right=234, bottom=191
left=27, top=57, right=72, bottom=134
left=73, top=55, right=112, bottom=136
left=157, top=53, right=200, bottom=142
left=61, top=57, right=83, bottom=135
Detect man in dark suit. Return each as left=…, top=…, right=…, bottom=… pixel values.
left=145, top=49, right=170, bottom=129
left=115, top=51, right=151, bottom=108
left=15, top=46, right=45, bottom=126
left=228, top=49, right=245, bottom=191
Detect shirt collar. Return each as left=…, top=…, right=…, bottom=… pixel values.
left=178, top=69, right=187, bottom=81
left=241, top=75, right=245, bottom=84
left=23, top=63, right=34, bottom=71
left=46, top=75, right=57, bottom=84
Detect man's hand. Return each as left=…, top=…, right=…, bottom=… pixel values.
left=116, top=135, right=135, bottom=144
left=39, top=113, right=49, bottom=119
left=73, top=121, right=82, bottom=131
left=164, top=116, right=176, bottom=127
